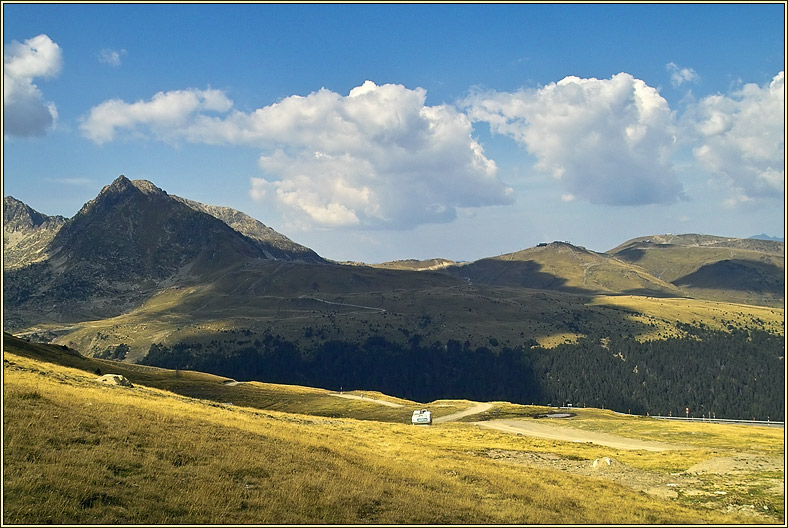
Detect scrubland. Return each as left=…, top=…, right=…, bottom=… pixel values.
left=4, top=345, right=783, bottom=525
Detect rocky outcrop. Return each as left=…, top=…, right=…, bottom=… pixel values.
left=172, top=195, right=325, bottom=263
left=3, top=196, right=66, bottom=271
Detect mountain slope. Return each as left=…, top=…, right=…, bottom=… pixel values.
left=172, top=195, right=324, bottom=263
left=47, top=176, right=267, bottom=277
left=442, top=241, right=684, bottom=297
left=3, top=176, right=326, bottom=326
left=3, top=196, right=66, bottom=271
left=608, top=234, right=784, bottom=306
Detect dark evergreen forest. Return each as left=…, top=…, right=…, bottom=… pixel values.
left=141, top=326, right=785, bottom=420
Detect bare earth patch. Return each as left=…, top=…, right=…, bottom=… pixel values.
left=475, top=419, right=690, bottom=451
left=686, top=453, right=783, bottom=475
left=485, top=449, right=692, bottom=498
left=328, top=393, right=403, bottom=408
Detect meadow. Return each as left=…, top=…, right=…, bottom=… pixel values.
left=3, top=337, right=783, bottom=524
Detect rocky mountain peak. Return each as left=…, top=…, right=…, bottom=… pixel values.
left=3, top=176, right=328, bottom=326
left=97, top=175, right=165, bottom=196
left=3, top=196, right=65, bottom=232
left=130, top=178, right=167, bottom=195
left=3, top=196, right=67, bottom=271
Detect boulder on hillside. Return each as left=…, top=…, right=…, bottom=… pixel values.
left=95, top=374, right=133, bottom=387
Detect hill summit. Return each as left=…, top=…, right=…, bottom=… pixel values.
left=608, top=234, right=784, bottom=306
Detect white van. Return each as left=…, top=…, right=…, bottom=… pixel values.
left=412, top=409, right=432, bottom=425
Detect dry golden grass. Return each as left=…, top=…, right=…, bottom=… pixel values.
left=4, top=349, right=781, bottom=525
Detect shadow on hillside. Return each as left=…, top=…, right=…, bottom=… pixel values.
left=610, top=246, right=656, bottom=263
left=443, top=259, right=594, bottom=295
left=673, top=259, right=785, bottom=294
left=443, top=259, right=675, bottom=297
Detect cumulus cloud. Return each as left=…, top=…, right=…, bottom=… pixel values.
left=82, top=80, right=514, bottom=229
left=687, top=71, right=784, bottom=204
left=79, top=88, right=233, bottom=144
left=666, top=62, right=700, bottom=87
left=3, top=34, right=62, bottom=138
left=244, top=82, right=512, bottom=229
left=99, top=48, right=126, bottom=67
left=464, top=73, right=685, bottom=206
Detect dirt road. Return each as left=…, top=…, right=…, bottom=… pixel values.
left=434, top=402, right=494, bottom=423
left=476, top=419, right=689, bottom=451
left=328, top=393, right=403, bottom=408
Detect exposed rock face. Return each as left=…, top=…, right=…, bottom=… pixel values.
left=3, top=196, right=66, bottom=271
left=172, top=195, right=324, bottom=263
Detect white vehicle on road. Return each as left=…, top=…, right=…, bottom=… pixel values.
left=412, top=409, right=432, bottom=425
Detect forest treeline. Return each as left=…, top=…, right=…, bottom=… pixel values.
left=140, top=326, right=785, bottom=420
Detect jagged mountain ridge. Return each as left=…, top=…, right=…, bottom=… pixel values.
left=3, top=176, right=324, bottom=273
left=3, top=196, right=67, bottom=271
left=172, top=195, right=323, bottom=263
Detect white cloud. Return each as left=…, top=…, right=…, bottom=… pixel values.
left=688, top=71, right=784, bottom=204
left=3, top=34, right=62, bottom=138
left=79, top=88, right=233, bottom=144
left=82, top=81, right=515, bottom=229
left=666, top=62, right=700, bottom=87
left=99, top=48, right=126, bottom=67
left=464, top=73, right=685, bottom=206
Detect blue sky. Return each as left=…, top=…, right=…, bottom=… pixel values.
left=3, top=3, right=785, bottom=263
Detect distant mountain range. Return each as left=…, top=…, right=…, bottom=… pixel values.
left=3, top=175, right=784, bottom=363
left=750, top=233, right=784, bottom=242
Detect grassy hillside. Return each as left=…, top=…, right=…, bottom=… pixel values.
left=369, top=258, right=457, bottom=271
left=608, top=235, right=784, bottom=307
left=444, top=241, right=685, bottom=297
left=3, top=336, right=783, bottom=524
left=26, top=261, right=783, bottom=365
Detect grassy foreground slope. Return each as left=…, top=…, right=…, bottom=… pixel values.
left=3, top=336, right=783, bottom=524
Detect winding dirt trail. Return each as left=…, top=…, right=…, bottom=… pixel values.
left=434, top=402, right=494, bottom=423
left=328, top=393, right=403, bottom=408
left=475, top=419, right=690, bottom=451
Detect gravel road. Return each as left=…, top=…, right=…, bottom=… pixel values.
left=475, top=419, right=689, bottom=451
left=328, top=393, right=404, bottom=408
left=433, top=403, right=494, bottom=423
